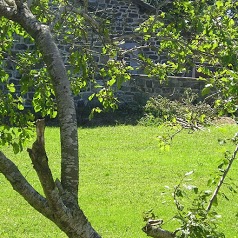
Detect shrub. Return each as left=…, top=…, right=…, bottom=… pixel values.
left=138, top=89, right=217, bottom=127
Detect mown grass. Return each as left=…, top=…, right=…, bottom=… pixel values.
left=0, top=125, right=238, bottom=237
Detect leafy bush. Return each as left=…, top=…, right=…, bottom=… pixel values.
left=139, top=89, right=217, bottom=127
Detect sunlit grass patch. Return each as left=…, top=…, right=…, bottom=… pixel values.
left=0, top=124, right=237, bottom=237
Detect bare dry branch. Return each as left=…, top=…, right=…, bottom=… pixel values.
left=142, top=222, right=175, bottom=238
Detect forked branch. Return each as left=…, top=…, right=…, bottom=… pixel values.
left=0, top=151, right=53, bottom=220
left=27, top=119, right=56, bottom=204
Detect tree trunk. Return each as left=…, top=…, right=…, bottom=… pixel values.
left=0, top=1, right=101, bottom=237
left=0, top=146, right=102, bottom=238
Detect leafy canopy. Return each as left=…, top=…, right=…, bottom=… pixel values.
left=0, top=0, right=237, bottom=153
left=137, top=0, right=238, bottom=115
left=0, top=0, right=131, bottom=152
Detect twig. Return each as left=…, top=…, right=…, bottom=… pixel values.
left=176, top=117, right=203, bottom=130
left=203, top=90, right=221, bottom=103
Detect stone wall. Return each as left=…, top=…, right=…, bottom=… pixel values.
left=74, top=74, right=205, bottom=116
left=115, top=74, right=204, bottom=106
left=1, top=0, right=203, bottom=112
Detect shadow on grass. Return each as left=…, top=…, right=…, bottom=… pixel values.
left=45, top=109, right=144, bottom=128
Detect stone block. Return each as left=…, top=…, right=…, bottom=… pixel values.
left=145, top=80, right=152, bottom=88
left=27, top=92, right=34, bottom=99
left=9, top=78, right=19, bottom=85
left=152, top=79, right=159, bottom=88
left=148, top=55, right=159, bottom=60
left=129, top=13, right=138, bottom=18
left=154, top=88, right=162, bottom=94
left=130, top=86, right=140, bottom=92
left=14, top=44, right=28, bottom=51
left=120, top=85, right=130, bottom=92
left=168, top=78, right=179, bottom=87
left=28, top=44, right=35, bottom=51
left=136, top=78, right=145, bottom=87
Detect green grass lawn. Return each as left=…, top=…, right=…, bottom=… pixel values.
left=0, top=125, right=238, bottom=237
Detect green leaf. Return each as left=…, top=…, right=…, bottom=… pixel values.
left=107, top=78, right=116, bottom=86
left=199, top=114, right=206, bottom=123
left=178, top=203, right=184, bottom=211
left=34, top=104, right=42, bottom=112
left=88, top=93, right=95, bottom=101
left=175, top=188, right=183, bottom=197
left=7, top=83, right=16, bottom=93
left=193, top=186, right=198, bottom=194
left=17, top=104, right=24, bottom=111
left=12, top=142, right=19, bottom=154
left=184, top=184, right=198, bottom=193
left=50, top=110, right=57, bottom=118
left=216, top=1, right=223, bottom=8
left=89, top=107, right=102, bottom=120
left=202, top=87, right=210, bottom=96
left=204, top=190, right=212, bottom=195
left=207, top=179, right=214, bottom=186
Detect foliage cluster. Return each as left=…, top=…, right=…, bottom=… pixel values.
left=171, top=172, right=225, bottom=238
left=172, top=134, right=238, bottom=238
left=0, top=0, right=132, bottom=152
left=137, top=0, right=238, bottom=117
left=139, top=89, right=217, bottom=127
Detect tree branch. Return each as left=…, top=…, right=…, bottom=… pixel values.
left=66, top=5, right=100, bottom=30
left=14, top=0, right=24, bottom=8
left=206, top=143, right=238, bottom=212
left=5, top=3, right=79, bottom=201
left=0, top=0, right=16, bottom=17
left=27, top=119, right=56, bottom=205
left=0, top=151, right=53, bottom=220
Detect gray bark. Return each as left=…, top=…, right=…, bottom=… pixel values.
left=0, top=1, right=101, bottom=237
left=8, top=0, right=79, bottom=200
left=0, top=151, right=53, bottom=221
